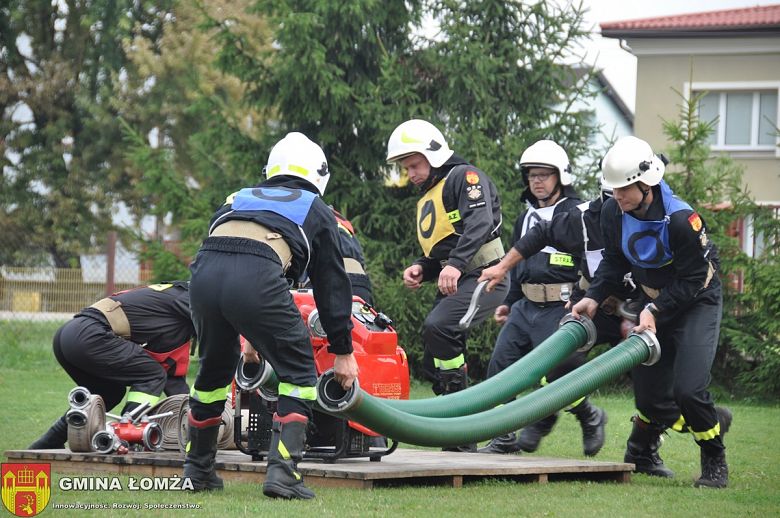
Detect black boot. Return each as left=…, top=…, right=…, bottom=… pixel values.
left=568, top=399, right=607, bottom=456
left=517, top=413, right=559, bottom=453
left=624, top=415, right=674, bottom=478
left=183, top=413, right=224, bottom=491
left=477, top=432, right=522, bottom=454
left=263, top=413, right=315, bottom=500
left=438, top=366, right=476, bottom=453
left=694, top=449, right=729, bottom=488
left=29, top=415, right=68, bottom=449
left=716, top=406, right=732, bottom=435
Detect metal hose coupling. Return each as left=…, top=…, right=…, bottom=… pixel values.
left=630, top=329, right=661, bottom=366
left=558, top=313, right=597, bottom=352
left=68, top=386, right=92, bottom=409
left=65, top=408, right=88, bottom=427
left=235, top=356, right=277, bottom=392
left=315, top=368, right=361, bottom=413
left=91, top=430, right=123, bottom=454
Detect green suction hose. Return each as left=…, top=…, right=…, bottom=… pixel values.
left=379, top=314, right=597, bottom=417
left=316, top=331, right=659, bottom=448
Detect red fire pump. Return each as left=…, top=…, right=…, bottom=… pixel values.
left=233, top=290, right=410, bottom=462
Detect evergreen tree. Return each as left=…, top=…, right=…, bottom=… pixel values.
left=193, top=0, right=599, bottom=378
left=0, top=0, right=172, bottom=267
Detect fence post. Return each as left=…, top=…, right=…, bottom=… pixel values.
left=105, top=231, right=117, bottom=296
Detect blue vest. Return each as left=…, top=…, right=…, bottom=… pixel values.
left=231, top=187, right=316, bottom=226
left=621, top=181, right=691, bottom=269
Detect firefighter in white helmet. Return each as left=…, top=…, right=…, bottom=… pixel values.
left=477, top=140, right=607, bottom=457
left=572, top=136, right=731, bottom=488
left=184, top=132, right=358, bottom=498
left=387, top=119, right=508, bottom=452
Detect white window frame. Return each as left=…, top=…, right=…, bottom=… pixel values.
left=684, top=81, right=780, bottom=157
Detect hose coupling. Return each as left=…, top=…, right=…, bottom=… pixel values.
left=630, top=329, right=661, bottom=366
left=559, top=313, right=597, bottom=352
left=315, top=368, right=360, bottom=413
left=235, top=357, right=277, bottom=393
left=68, top=386, right=92, bottom=410
left=65, top=408, right=88, bottom=428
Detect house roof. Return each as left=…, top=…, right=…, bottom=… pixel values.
left=601, top=4, right=780, bottom=38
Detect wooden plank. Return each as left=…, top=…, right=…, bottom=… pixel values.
left=4, top=448, right=633, bottom=488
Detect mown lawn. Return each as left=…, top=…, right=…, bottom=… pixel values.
left=1, top=320, right=778, bottom=517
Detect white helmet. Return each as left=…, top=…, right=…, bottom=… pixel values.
left=601, top=136, right=665, bottom=189
left=519, top=140, right=573, bottom=186
left=265, top=132, right=330, bottom=195
left=386, top=119, right=454, bottom=168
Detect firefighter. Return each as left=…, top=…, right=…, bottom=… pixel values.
left=572, top=136, right=730, bottom=488
left=184, top=132, right=358, bottom=498
left=29, top=282, right=194, bottom=449
left=300, top=207, right=374, bottom=305
left=479, top=188, right=629, bottom=360
left=387, top=119, right=508, bottom=452
left=478, top=140, right=607, bottom=456
left=331, top=207, right=374, bottom=305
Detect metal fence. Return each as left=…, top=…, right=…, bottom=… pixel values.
left=0, top=266, right=151, bottom=322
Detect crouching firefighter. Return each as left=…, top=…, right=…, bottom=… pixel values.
left=184, top=132, right=358, bottom=498
left=387, top=119, right=508, bottom=453
left=29, top=282, right=194, bottom=449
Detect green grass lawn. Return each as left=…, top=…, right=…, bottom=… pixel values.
left=1, top=321, right=779, bottom=517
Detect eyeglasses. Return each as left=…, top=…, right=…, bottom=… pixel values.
left=527, top=172, right=554, bottom=182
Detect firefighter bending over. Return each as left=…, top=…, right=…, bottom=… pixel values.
left=29, top=282, right=194, bottom=449
left=184, top=132, right=358, bottom=498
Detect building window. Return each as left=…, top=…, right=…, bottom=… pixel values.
left=695, top=89, right=778, bottom=151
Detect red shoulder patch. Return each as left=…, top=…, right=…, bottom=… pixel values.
left=688, top=213, right=703, bottom=232
left=465, top=171, right=479, bottom=185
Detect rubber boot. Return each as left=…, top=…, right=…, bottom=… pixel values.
left=568, top=399, right=607, bottom=456
left=263, top=413, right=315, bottom=500
left=694, top=449, right=729, bottom=488
left=477, top=432, right=522, bottom=454
left=623, top=415, right=674, bottom=478
left=517, top=413, right=559, bottom=453
left=183, top=413, right=224, bottom=491
left=29, top=415, right=68, bottom=449
left=438, top=366, right=476, bottom=453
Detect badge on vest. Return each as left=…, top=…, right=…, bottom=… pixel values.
left=466, top=171, right=480, bottom=185
left=549, top=253, right=574, bottom=267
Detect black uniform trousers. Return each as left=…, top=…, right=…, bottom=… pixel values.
left=487, top=298, right=587, bottom=382
left=189, top=237, right=317, bottom=421
left=53, top=316, right=167, bottom=412
left=423, top=268, right=509, bottom=363
left=632, top=281, right=724, bottom=454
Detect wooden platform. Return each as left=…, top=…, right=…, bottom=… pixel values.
left=4, top=448, right=633, bottom=489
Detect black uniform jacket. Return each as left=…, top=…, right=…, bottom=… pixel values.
left=210, top=176, right=353, bottom=355
left=79, top=282, right=194, bottom=353
left=414, top=154, right=503, bottom=282
left=586, top=189, right=719, bottom=316
left=504, top=185, right=581, bottom=307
